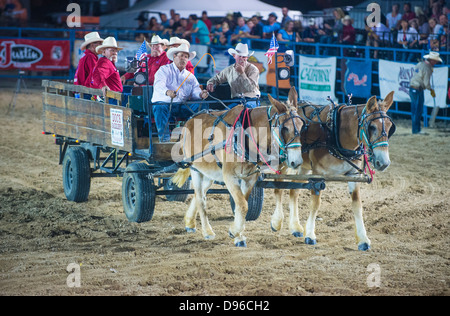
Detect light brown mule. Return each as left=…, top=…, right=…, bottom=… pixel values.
left=172, top=87, right=304, bottom=247
left=271, top=91, right=396, bottom=251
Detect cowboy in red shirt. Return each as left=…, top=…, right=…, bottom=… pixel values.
left=121, top=35, right=171, bottom=86
left=74, top=32, right=103, bottom=86
left=89, top=37, right=123, bottom=97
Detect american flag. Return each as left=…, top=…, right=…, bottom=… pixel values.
left=135, top=41, right=147, bottom=60
left=264, top=32, right=279, bottom=64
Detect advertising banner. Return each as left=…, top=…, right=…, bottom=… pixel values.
left=344, top=59, right=372, bottom=99
left=379, top=59, right=449, bottom=108
left=298, top=55, right=337, bottom=105
left=0, top=39, right=70, bottom=70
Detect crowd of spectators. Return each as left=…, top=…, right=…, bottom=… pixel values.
left=134, top=2, right=449, bottom=61
left=0, top=0, right=27, bottom=26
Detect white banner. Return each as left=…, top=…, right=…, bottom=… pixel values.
left=379, top=59, right=449, bottom=108
left=298, top=55, right=337, bottom=105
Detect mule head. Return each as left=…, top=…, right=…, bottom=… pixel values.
left=268, top=87, right=304, bottom=169
left=362, top=91, right=396, bottom=171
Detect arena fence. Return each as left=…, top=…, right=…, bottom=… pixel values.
left=0, top=26, right=449, bottom=124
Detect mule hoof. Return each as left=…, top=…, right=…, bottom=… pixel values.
left=305, top=237, right=317, bottom=245
left=270, top=224, right=278, bottom=232
left=204, top=234, right=215, bottom=240
left=235, top=240, right=247, bottom=247
left=185, top=227, right=196, bottom=233
left=358, top=243, right=370, bottom=251
left=228, top=231, right=235, bottom=239
left=292, top=231, right=303, bottom=238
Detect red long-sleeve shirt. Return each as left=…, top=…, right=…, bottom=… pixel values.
left=89, top=56, right=123, bottom=92
left=74, top=49, right=98, bottom=87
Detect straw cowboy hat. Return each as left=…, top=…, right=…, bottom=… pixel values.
left=228, top=43, right=254, bottom=57
left=96, top=37, right=123, bottom=54
left=80, top=32, right=104, bottom=50
left=148, top=35, right=166, bottom=45
left=167, top=43, right=196, bottom=61
left=423, top=51, right=443, bottom=63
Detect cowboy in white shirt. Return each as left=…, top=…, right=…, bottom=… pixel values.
left=152, top=43, right=208, bottom=142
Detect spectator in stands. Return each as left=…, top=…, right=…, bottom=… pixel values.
left=171, top=13, right=182, bottom=34
left=430, top=1, right=443, bottom=20
left=74, top=32, right=104, bottom=88
left=302, top=18, right=319, bottom=43
left=365, top=17, right=391, bottom=59
left=428, top=17, right=444, bottom=50
left=387, top=3, right=403, bottom=29
left=152, top=44, right=208, bottom=142
left=409, top=51, right=442, bottom=134
left=206, top=43, right=260, bottom=108
left=231, top=16, right=251, bottom=45
left=321, top=7, right=345, bottom=55
left=149, top=17, right=162, bottom=31
left=184, top=14, right=210, bottom=45
left=262, top=12, right=281, bottom=39
left=341, top=15, right=356, bottom=45
left=402, top=3, right=416, bottom=21
left=219, top=21, right=232, bottom=46
left=90, top=37, right=124, bottom=101
left=202, top=11, right=212, bottom=31
left=280, top=7, right=292, bottom=28
left=277, top=20, right=300, bottom=52
left=176, top=18, right=189, bottom=38
left=397, top=19, right=418, bottom=62
left=121, top=35, right=171, bottom=86
left=417, top=14, right=431, bottom=49
left=160, top=13, right=170, bottom=28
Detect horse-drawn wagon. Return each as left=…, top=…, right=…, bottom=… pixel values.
left=42, top=80, right=394, bottom=249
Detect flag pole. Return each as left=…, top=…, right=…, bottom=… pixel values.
left=275, top=51, right=279, bottom=99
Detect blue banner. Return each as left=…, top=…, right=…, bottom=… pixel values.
left=344, top=59, right=372, bottom=99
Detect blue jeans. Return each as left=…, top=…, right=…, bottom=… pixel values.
left=152, top=102, right=200, bottom=142
left=409, top=88, right=424, bottom=134
left=227, top=98, right=260, bottom=109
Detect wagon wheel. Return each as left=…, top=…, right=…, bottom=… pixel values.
left=122, top=162, right=156, bottom=223
left=62, top=146, right=91, bottom=202
left=163, top=178, right=191, bottom=202
left=230, top=182, right=264, bottom=221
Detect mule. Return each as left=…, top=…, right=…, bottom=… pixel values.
left=172, top=87, right=304, bottom=247
left=270, top=91, right=396, bottom=251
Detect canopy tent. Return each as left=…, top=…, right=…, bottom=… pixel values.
left=100, top=0, right=302, bottom=29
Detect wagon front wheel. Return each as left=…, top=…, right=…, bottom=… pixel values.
left=122, top=162, right=156, bottom=223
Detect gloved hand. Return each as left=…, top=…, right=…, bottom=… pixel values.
left=430, top=89, right=436, bottom=98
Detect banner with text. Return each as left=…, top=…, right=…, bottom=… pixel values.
left=298, top=55, right=337, bottom=105
left=379, top=59, right=449, bottom=108
left=0, top=39, right=70, bottom=70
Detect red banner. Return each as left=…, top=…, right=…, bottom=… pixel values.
left=0, top=39, right=70, bottom=70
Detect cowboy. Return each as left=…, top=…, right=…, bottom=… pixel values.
left=89, top=37, right=123, bottom=103
left=121, top=35, right=171, bottom=86
left=74, top=32, right=104, bottom=87
left=167, top=37, right=194, bottom=73
left=409, top=51, right=442, bottom=134
left=206, top=43, right=260, bottom=108
left=152, top=43, right=208, bottom=142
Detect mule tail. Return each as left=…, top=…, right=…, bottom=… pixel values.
left=172, top=168, right=190, bottom=187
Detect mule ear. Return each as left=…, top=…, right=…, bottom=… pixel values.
left=365, top=95, right=378, bottom=113
left=268, top=94, right=287, bottom=113
left=288, top=86, right=298, bottom=107
left=380, top=91, right=394, bottom=111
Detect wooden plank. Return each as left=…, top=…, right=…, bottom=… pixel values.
left=42, top=80, right=122, bottom=101
left=44, top=92, right=105, bottom=116
left=152, top=143, right=176, bottom=161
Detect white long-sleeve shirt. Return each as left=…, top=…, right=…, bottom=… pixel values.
left=152, top=62, right=202, bottom=103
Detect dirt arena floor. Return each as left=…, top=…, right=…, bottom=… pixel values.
left=0, top=83, right=448, bottom=296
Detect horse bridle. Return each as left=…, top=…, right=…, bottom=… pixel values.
left=267, top=106, right=304, bottom=159
left=358, top=107, right=396, bottom=156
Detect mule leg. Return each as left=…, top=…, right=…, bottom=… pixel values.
left=289, top=189, right=304, bottom=237
left=184, top=196, right=198, bottom=233
left=349, top=182, right=371, bottom=251
left=305, top=189, right=321, bottom=245
left=270, top=188, right=284, bottom=232
left=225, top=173, right=258, bottom=247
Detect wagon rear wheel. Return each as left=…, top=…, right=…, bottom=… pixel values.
left=122, top=162, right=155, bottom=223
left=230, top=182, right=264, bottom=221
left=163, top=178, right=191, bottom=202
left=62, top=146, right=91, bottom=202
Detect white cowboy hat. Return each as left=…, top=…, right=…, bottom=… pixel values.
left=228, top=43, right=254, bottom=57
left=168, top=37, right=191, bottom=47
left=80, top=32, right=104, bottom=50
left=423, top=51, right=443, bottom=63
left=149, top=35, right=166, bottom=45
left=167, top=43, right=196, bottom=61
left=96, top=37, right=123, bottom=54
